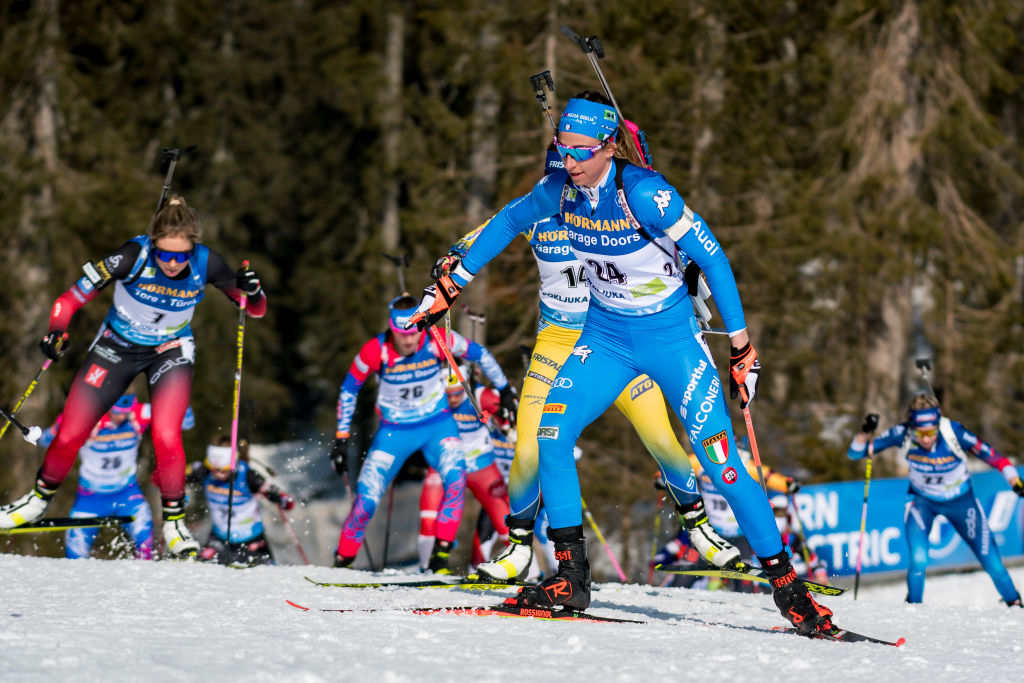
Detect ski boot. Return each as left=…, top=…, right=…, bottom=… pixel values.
left=161, top=498, right=199, bottom=559
left=679, top=499, right=744, bottom=569
left=0, top=475, right=57, bottom=528
left=517, top=525, right=591, bottom=611
left=760, top=550, right=834, bottom=634
left=476, top=516, right=535, bottom=582
left=334, top=553, right=355, bottom=569
left=428, top=539, right=454, bottom=575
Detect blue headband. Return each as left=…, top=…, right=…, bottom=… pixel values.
left=559, top=98, right=618, bottom=141
left=388, top=298, right=418, bottom=335
left=909, top=407, right=940, bottom=429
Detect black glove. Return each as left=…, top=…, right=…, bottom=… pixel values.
left=729, top=343, right=760, bottom=409
left=653, top=472, right=667, bottom=491
left=40, top=331, right=69, bottom=362
left=498, top=384, right=518, bottom=422
left=861, top=413, right=880, bottom=434
left=235, top=266, right=262, bottom=296
left=330, top=438, right=348, bottom=476
left=1013, top=479, right=1024, bottom=498
left=786, top=477, right=801, bottom=495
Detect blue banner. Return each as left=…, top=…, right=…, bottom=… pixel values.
left=787, top=468, right=1024, bottom=575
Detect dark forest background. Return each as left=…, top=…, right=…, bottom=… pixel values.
left=3, top=0, right=1024, bottom=554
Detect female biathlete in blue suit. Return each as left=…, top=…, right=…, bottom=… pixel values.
left=452, top=149, right=743, bottom=583
left=408, top=92, right=837, bottom=634
left=849, top=393, right=1024, bottom=605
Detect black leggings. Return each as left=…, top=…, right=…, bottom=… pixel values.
left=41, top=327, right=194, bottom=499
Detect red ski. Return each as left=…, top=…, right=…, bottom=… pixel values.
left=772, top=626, right=906, bottom=647
left=286, top=598, right=642, bottom=624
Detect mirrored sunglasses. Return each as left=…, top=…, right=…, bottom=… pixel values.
left=154, top=247, right=192, bottom=264
left=552, top=135, right=606, bottom=162
left=913, top=426, right=938, bottom=439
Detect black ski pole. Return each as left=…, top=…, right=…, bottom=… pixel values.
left=0, top=336, right=66, bottom=442
left=529, top=70, right=558, bottom=131
left=382, top=252, right=410, bottom=295
left=0, top=406, right=42, bottom=445
left=155, top=145, right=197, bottom=214
left=559, top=25, right=653, bottom=168
left=915, top=358, right=936, bottom=398
left=853, top=413, right=879, bottom=600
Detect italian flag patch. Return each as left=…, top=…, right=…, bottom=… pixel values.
left=702, top=431, right=729, bottom=465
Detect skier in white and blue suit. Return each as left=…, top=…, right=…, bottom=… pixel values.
left=407, top=91, right=837, bottom=634
left=849, top=392, right=1024, bottom=606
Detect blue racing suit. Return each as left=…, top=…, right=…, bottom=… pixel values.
left=450, top=159, right=782, bottom=558
left=849, top=419, right=1022, bottom=603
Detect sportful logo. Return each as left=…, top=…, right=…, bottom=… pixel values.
left=526, top=371, right=553, bottom=386
left=571, top=345, right=592, bottom=364
left=653, top=189, right=673, bottom=217
left=702, top=431, right=729, bottom=464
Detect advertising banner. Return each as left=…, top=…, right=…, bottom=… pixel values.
left=788, top=468, right=1024, bottom=575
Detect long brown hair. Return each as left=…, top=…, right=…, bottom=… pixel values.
left=150, top=194, right=201, bottom=244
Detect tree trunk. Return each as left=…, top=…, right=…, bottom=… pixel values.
left=380, top=10, right=405, bottom=290
left=459, top=18, right=500, bottom=339
left=4, top=0, right=63, bottom=488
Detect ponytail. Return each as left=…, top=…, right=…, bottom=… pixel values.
left=150, top=194, right=201, bottom=243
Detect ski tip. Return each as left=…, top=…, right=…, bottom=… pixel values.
left=285, top=599, right=310, bottom=611
left=893, top=636, right=907, bottom=647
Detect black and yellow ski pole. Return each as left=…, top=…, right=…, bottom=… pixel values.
left=224, top=261, right=250, bottom=561
left=0, top=338, right=65, bottom=442
left=854, top=413, right=879, bottom=600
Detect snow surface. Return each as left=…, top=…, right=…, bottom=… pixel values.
left=3, top=554, right=1022, bottom=683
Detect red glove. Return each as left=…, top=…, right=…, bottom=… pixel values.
left=278, top=493, right=295, bottom=511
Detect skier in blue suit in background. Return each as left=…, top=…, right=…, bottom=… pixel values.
left=849, top=392, right=1024, bottom=605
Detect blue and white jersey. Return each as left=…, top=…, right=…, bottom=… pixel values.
left=451, top=396, right=495, bottom=474
left=204, top=461, right=264, bottom=543
left=490, top=426, right=516, bottom=482
left=337, top=330, right=509, bottom=432
left=40, top=403, right=191, bottom=493
left=525, top=218, right=589, bottom=330
left=696, top=470, right=743, bottom=538
left=850, top=418, right=1016, bottom=501
left=455, top=160, right=745, bottom=331
left=100, top=236, right=210, bottom=345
